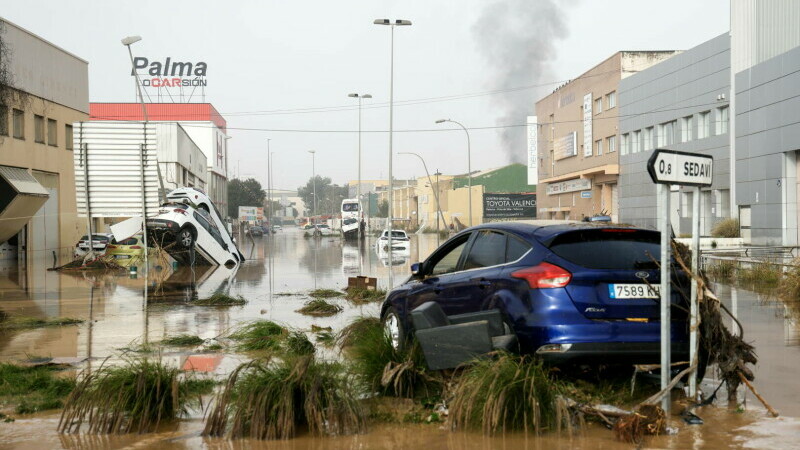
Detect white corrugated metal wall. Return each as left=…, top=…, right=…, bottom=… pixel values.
left=73, top=121, right=160, bottom=218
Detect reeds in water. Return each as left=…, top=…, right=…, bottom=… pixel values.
left=202, top=356, right=365, bottom=440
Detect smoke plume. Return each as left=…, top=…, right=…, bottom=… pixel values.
left=473, top=0, right=575, bottom=162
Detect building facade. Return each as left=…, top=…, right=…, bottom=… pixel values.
left=0, top=18, right=89, bottom=268
left=618, top=34, right=731, bottom=235
left=535, top=51, right=678, bottom=222
left=89, top=103, right=230, bottom=216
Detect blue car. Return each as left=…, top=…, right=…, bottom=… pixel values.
left=380, top=221, right=692, bottom=366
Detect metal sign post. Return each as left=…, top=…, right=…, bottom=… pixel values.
left=647, top=149, right=713, bottom=413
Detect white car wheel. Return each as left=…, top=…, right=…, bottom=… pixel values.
left=383, top=308, right=404, bottom=351
left=179, top=228, right=194, bottom=248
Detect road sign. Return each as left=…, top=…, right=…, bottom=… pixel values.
left=647, top=149, right=713, bottom=187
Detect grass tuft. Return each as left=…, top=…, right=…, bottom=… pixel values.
left=705, top=260, right=736, bottom=281
left=347, top=319, right=440, bottom=398
left=296, top=299, right=343, bottom=317
left=58, top=357, right=194, bottom=434
left=337, top=317, right=381, bottom=348
left=308, top=289, right=342, bottom=299
left=192, top=293, right=248, bottom=306
left=344, top=288, right=387, bottom=304
left=449, top=353, right=562, bottom=435
left=229, top=321, right=288, bottom=352
left=315, top=331, right=335, bottom=347
left=284, top=331, right=316, bottom=356
left=0, top=363, right=76, bottom=414
left=160, top=334, right=204, bottom=347
left=711, top=218, right=740, bottom=238
left=0, top=316, right=84, bottom=330
left=203, top=356, right=366, bottom=440
left=778, top=259, right=800, bottom=301
left=737, top=260, right=782, bottom=287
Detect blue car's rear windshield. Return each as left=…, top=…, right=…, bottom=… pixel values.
left=547, top=229, right=660, bottom=270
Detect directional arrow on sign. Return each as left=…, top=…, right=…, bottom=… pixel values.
left=647, top=149, right=713, bottom=187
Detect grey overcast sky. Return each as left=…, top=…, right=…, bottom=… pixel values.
left=3, top=0, right=729, bottom=191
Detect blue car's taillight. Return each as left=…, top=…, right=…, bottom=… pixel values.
left=511, top=262, right=572, bottom=289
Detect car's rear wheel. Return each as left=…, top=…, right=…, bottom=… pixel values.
left=178, top=227, right=195, bottom=249
left=382, top=307, right=405, bottom=352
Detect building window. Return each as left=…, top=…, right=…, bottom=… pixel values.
left=717, top=106, right=729, bottom=135
left=632, top=130, right=640, bottom=153
left=65, top=124, right=73, bottom=150
left=681, top=115, right=693, bottom=142
left=644, top=127, right=654, bottom=151
left=0, top=105, right=7, bottom=136
left=34, top=114, right=45, bottom=143
left=12, top=109, right=24, bottom=139
left=621, top=133, right=629, bottom=155
left=595, top=98, right=602, bottom=114
left=698, top=111, right=710, bottom=138
left=607, top=135, right=616, bottom=153
left=47, top=118, right=57, bottom=146
left=606, top=91, right=616, bottom=109
left=595, top=139, right=602, bottom=156
left=658, top=121, right=675, bottom=147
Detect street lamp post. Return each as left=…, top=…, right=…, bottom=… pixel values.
left=399, top=152, right=445, bottom=247
left=308, top=150, right=316, bottom=223
left=348, top=93, right=372, bottom=246
left=436, top=119, right=472, bottom=227
left=266, top=139, right=271, bottom=232
left=374, top=18, right=411, bottom=288
left=122, top=35, right=150, bottom=268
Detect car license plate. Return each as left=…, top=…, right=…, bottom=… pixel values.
left=609, top=284, right=660, bottom=299
left=114, top=255, right=131, bottom=259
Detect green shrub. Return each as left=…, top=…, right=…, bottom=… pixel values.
left=160, top=334, right=204, bottom=347
left=229, top=321, right=288, bottom=352
left=192, top=293, right=247, bottom=306
left=296, top=299, right=342, bottom=317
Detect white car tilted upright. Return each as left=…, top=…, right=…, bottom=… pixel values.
left=146, top=188, right=243, bottom=266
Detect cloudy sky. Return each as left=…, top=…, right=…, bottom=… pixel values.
left=3, top=0, right=729, bottom=191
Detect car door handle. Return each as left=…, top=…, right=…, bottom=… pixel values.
left=470, top=278, right=492, bottom=288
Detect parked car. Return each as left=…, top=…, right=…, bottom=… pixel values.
left=380, top=221, right=695, bottom=370
left=146, top=201, right=242, bottom=266
left=105, top=234, right=149, bottom=266
left=248, top=225, right=264, bottom=237
left=165, top=187, right=243, bottom=262
left=73, top=233, right=113, bottom=259
left=272, top=224, right=282, bottom=232
left=315, top=224, right=334, bottom=236
left=376, top=229, right=410, bottom=251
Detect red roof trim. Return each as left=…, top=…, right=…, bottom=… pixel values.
left=89, top=103, right=227, bottom=132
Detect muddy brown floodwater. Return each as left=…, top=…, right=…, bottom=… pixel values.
left=1, top=229, right=800, bottom=448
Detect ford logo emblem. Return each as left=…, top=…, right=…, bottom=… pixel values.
left=635, top=271, right=650, bottom=279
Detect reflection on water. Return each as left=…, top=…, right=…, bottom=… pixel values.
left=2, top=229, right=800, bottom=447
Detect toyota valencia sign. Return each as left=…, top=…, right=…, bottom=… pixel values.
left=483, top=193, right=537, bottom=219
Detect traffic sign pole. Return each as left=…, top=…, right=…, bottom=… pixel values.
left=689, top=186, right=701, bottom=400
left=659, top=183, right=672, bottom=414
left=647, top=148, right=714, bottom=415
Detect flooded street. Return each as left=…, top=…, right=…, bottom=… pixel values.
left=2, top=229, right=800, bottom=448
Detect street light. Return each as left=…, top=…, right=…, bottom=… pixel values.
left=121, top=35, right=150, bottom=268
left=308, top=150, right=316, bottom=223
left=399, top=152, right=445, bottom=247
left=436, top=118, right=472, bottom=226
left=375, top=18, right=412, bottom=287
left=348, top=93, right=372, bottom=245
left=266, top=139, right=271, bottom=232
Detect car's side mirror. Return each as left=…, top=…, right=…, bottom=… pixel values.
left=411, top=262, right=424, bottom=277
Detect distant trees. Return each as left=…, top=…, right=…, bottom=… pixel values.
left=375, top=200, right=389, bottom=218
left=297, top=176, right=348, bottom=217
left=227, top=178, right=265, bottom=217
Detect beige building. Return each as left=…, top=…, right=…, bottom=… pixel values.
left=535, top=51, right=678, bottom=222
left=0, top=18, right=89, bottom=268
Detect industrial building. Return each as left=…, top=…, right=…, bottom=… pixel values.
left=0, top=17, right=89, bottom=269
left=618, top=34, right=731, bottom=235
left=533, top=51, right=679, bottom=223
left=89, top=103, right=230, bottom=215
